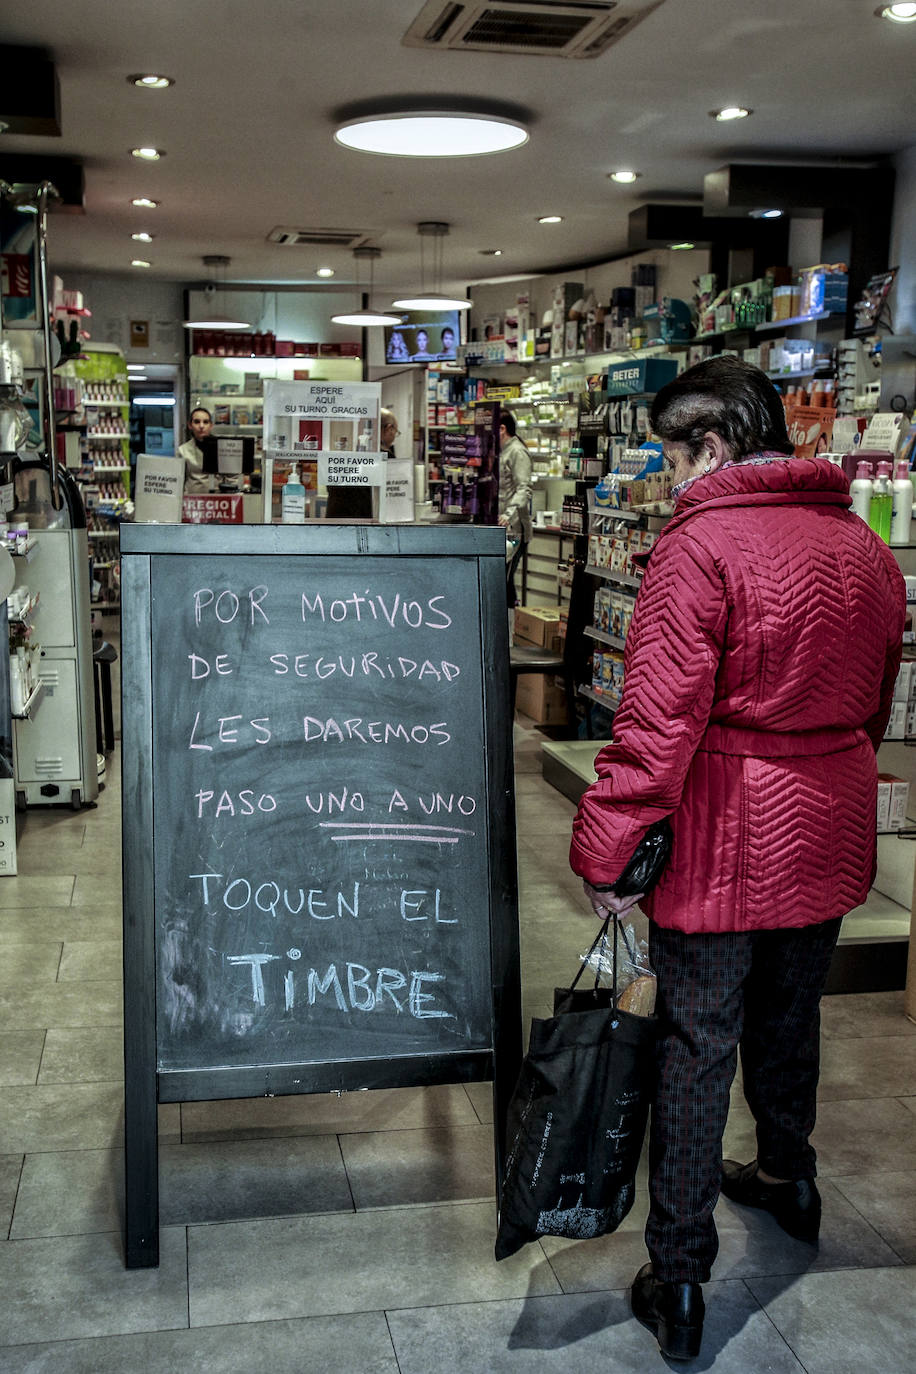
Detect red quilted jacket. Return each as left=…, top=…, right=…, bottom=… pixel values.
left=569, top=457, right=907, bottom=933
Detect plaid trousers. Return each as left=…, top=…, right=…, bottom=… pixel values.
left=645, top=916, right=842, bottom=1284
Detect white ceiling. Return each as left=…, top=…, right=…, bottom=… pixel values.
left=1, top=0, right=914, bottom=297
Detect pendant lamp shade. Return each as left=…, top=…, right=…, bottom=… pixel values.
left=331, top=247, right=403, bottom=326
left=391, top=222, right=471, bottom=311
left=183, top=256, right=251, bottom=331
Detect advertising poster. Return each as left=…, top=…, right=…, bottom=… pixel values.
left=787, top=405, right=836, bottom=459
left=262, top=379, right=381, bottom=522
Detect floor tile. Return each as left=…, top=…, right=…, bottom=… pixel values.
left=161, top=1135, right=354, bottom=1225
left=187, top=1202, right=559, bottom=1326
left=0, top=943, right=62, bottom=983
left=38, top=1027, right=124, bottom=1083
left=71, top=874, right=124, bottom=906
left=180, top=1082, right=478, bottom=1142
left=821, top=990, right=916, bottom=1039
left=0, top=980, right=122, bottom=1030
left=0, top=1313, right=399, bottom=1373
left=341, top=1122, right=495, bottom=1208
left=0, top=903, right=123, bottom=944
left=11, top=1148, right=124, bottom=1239
left=0, top=1153, right=23, bottom=1238
left=0, top=1227, right=188, bottom=1346
left=818, top=1035, right=916, bottom=1099
left=832, top=1170, right=916, bottom=1262
left=387, top=1281, right=806, bottom=1373
left=463, top=1079, right=493, bottom=1125
left=748, top=1266, right=916, bottom=1374
left=0, top=1030, right=45, bottom=1086
left=57, top=939, right=123, bottom=983
left=0, top=1082, right=124, bottom=1153
left=11, top=837, right=121, bottom=877
left=811, top=1097, right=916, bottom=1175
left=11, top=1134, right=353, bottom=1238
left=0, top=875, right=75, bottom=909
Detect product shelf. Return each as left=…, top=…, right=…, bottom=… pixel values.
left=579, top=684, right=618, bottom=711
left=585, top=564, right=642, bottom=589
left=584, top=625, right=627, bottom=651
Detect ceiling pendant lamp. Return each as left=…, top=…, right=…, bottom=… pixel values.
left=392, top=222, right=471, bottom=312
left=331, top=246, right=404, bottom=326
left=182, top=256, right=252, bottom=331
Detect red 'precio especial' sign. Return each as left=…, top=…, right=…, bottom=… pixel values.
left=181, top=494, right=244, bottom=525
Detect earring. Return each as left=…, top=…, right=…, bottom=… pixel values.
left=703, top=462, right=713, bottom=473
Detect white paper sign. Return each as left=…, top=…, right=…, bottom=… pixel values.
left=379, top=457, right=415, bottom=524
left=134, top=454, right=184, bottom=524
left=263, top=379, right=381, bottom=462
left=318, top=451, right=385, bottom=488
left=217, top=437, right=244, bottom=474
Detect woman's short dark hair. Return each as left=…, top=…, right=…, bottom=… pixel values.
left=190, top=406, right=212, bottom=422
left=500, top=409, right=517, bottom=437
left=650, top=356, right=793, bottom=460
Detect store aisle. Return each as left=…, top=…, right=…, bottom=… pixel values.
left=0, top=722, right=914, bottom=1372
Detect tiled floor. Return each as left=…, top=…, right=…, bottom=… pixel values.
left=1, top=720, right=915, bottom=1371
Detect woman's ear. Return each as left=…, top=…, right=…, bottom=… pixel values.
left=701, top=431, right=730, bottom=472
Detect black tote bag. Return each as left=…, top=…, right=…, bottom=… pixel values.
left=495, top=919, right=658, bottom=1261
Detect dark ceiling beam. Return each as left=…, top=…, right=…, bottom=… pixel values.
left=0, top=154, right=85, bottom=213
left=0, top=46, right=61, bottom=136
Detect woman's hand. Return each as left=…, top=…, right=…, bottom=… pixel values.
left=583, top=881, right=645, bottom=919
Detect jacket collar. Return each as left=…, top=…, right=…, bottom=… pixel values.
left=665, top=455, right=851, bottom=533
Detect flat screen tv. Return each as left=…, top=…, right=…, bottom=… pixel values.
left=384, top=309, right=462, bottom=365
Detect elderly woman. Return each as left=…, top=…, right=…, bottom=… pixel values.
left=569, top=356, right=905, bottom=1361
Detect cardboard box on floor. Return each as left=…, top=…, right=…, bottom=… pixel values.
left=515, top=672, right=568, bottom=725
left=514, top=605, right=563, bottom=653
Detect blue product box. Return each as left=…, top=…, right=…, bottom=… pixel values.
left=604, top=357, right=679, bottom=396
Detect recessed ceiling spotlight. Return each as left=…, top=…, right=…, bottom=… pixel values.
left=131, top=259, right=152, bottom=268
left=126, top=364, right=146, bottom=370
left=877, top=4, right=916, bottom=21
left=710, top=106, right=751, bottom=121
left=538, top=215, right=563, bottom=224
left=131, top=232, right=154, bottom=243
left=749, top=208, right=784, bottom=219
left=316, top=267, right=335, bottom=278
left=128, top=74, right=174, bottom=89
left=669, top=241, right=695, bottom=251
left=131, top=197, right=160, bottom=208
left=609, top=170, right=640, bottom=184
left=479, top=249, right=503, bottom=256
left=130, top=147, right=165, bottom=160
left=335, top=108, right=528, bottom=157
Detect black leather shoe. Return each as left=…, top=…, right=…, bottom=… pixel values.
left=631, top=1262, right=704, bottom=1361
left=721, top=1159, right=821, bottom=1243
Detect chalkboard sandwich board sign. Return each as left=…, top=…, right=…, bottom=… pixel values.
left=120, top=522, right=521, bottom=1267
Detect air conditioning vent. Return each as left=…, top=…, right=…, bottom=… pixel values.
left=404, top=0, right=663, bottom=58
left=267, top=227, right=370, bottom=248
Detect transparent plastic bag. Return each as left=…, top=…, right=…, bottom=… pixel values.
left=580, top=920, right=657, bottom=1017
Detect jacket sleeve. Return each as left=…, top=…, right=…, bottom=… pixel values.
left=862, top=548, right=907, bottom=752
left=570, top=529, right=728, bottom=887
left=502, top=443, right=532, bottom=521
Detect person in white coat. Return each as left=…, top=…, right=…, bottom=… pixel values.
left=498, top=409, right=532, bottom=606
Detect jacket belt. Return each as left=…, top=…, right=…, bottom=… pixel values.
left=699, top=722, right=866, bottom=757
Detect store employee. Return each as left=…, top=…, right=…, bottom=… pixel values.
left=179, top=407, right=217, bottom=493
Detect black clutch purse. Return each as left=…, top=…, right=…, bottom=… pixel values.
left=600, top=818, right=673, bottom=897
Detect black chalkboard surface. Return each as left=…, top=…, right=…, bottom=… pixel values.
left=120, top=522, right=521, bottom=1267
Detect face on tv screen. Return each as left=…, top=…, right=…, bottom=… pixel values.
left=384, top=311, right=461, bottom=364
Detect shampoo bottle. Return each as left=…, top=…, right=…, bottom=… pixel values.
left=850, top=460, right=873, bottom=522
left=281, top=464, right=306, bottom=524
left=869, top=460, right=893, bottom=544
left=890, top=459, right=913, bottom=545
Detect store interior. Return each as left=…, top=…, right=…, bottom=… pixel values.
left=2, top=1, right=916, bottom=1368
